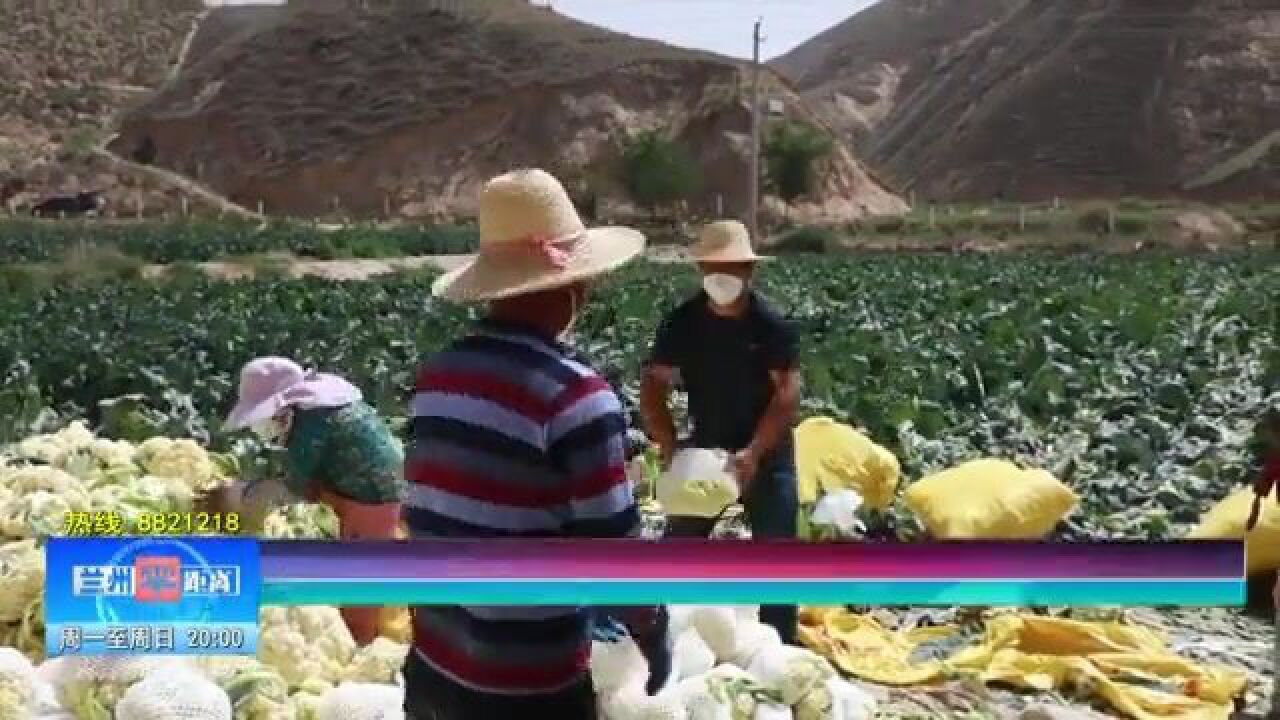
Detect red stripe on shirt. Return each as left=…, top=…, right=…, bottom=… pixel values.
left=550, top=373, right=612, bottom=416
left=407, top=458, right=573, bottom=508
left=571, top=463, right=628, bottom=500
left=416, top=369, right=553, bottom=423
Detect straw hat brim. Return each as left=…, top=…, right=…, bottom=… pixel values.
left=689, top=248, right=772, bottom=264
left=432, top=226, right=646, bottom=302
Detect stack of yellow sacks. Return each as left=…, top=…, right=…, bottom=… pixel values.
left=796, top=416, right=1078, bottom=539
left=788, top=416, right=1250, bottom=719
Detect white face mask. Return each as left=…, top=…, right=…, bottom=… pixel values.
left=703, top=273, right=745, bottom=306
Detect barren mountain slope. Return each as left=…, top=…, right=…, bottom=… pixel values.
left=777, top=0, right=1279, bottom=202
left=0, top=0, right=228, bottom=215
left=771, top=0, right=1025, bottom=147
left=110, top=0, right=904, bottom=222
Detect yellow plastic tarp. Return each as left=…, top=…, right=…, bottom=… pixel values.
left=1188, top=487, right=1280, bottom=574
left=799, top=608, right=1248, bottom=720
left=903, top=458, right=1078, bottom=539
left=794, top=417, right=901, bottom=509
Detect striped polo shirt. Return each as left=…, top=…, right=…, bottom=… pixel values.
left=405, top=318, right=640, bottom=696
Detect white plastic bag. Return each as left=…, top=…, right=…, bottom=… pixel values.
left=669, top=606, right=696, bottom=638
left=688, top=607, right=739, bottom=662
left=659, top=449, right=738, bottom=518
left=591, top=636, right=651, bottom=695
left=809, top=490, right=866, bottom=537
left=115, top=666, right=232, bottom=720
left=315, top=682, right=404, bottom=720
left=672, top=629, right=716, bottom=682
left=728, top=621, right=782, bottom=669
left=754, top=703, right=793, bottom=720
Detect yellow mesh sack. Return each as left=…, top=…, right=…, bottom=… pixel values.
left=1188, top=487, right=1279, bottom=574
left=903, top=458, right=1077, bottom=539
left=794, top=417, right=900, bottom=509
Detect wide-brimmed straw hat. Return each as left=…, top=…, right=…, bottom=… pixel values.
left=432, top=169, right=646, bottom=302
left=689, top=220, right=770, bottom=264
left=223, top=357, right=362, bottom=431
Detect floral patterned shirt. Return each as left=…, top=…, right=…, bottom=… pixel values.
left=284, top=401, right=405, bottom=504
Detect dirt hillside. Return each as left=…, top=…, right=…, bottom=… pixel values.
left=0, top=0, right=235, bottom=216
left=771, top=0, right=1024, bottom=149
left=108, top=0, right=905, bottom=223
left=775, top=0, right=1280, bottom=203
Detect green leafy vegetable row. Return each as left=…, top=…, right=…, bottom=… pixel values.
left=0, top=253, right=1275, bottom=540
left=0, top=219, right=478, bottom=263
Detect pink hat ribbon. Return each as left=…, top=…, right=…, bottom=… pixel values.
left=482, top=231, right=583, bottom=269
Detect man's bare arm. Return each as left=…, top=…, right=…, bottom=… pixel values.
left=639, top=364, right=678, bottom=463
left=746, top=368, right=801, bottom=460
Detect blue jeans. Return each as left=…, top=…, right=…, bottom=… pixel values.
left=664, top=456, right=800, bottom=645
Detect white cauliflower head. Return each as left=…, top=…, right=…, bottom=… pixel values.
left=218, top=663, right=295, bottom=720
left=0, top=646, right=38, bottom=713
left=793, top=678, right=876, bottom=720
left=342, top=637, right=408, bottom=685
left=137, top=437, right=224, bottom=494
left=1, top=491, right=78, bottom=538
left=258, top=607, right=356, bottom=688
left=0, top=539, right=44, bottom=625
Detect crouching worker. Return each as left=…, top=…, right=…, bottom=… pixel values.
left=208, top=356, right=405, bottom=645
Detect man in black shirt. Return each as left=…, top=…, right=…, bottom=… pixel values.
left=640, top=220, right=802, bottom=643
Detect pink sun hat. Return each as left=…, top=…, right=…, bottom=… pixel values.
left=223, top=357, right=363, bottom=431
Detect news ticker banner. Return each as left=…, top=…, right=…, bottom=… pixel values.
left=255, top=539, right=1243, bottom=606
left=46, top=538, right=1242, bottom=656
left=44, top=537, right=259, bottom=658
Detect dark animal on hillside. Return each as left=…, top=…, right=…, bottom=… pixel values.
left=31, top=191, right=106, bottom=218
left=0, top=177, right=24, bottom=208
left=132, top=136, right=157, bottom=165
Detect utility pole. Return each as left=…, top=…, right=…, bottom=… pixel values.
left=749, top=17, right=764, bottom=241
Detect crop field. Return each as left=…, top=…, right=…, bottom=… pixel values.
left=2, top=251, right=1276, bottom=542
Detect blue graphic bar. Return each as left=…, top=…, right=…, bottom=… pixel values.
left=259, top=579, right=1244, bottom=607
left=45, top=537, right=260, bottom=657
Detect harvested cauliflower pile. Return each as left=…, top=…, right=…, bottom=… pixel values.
left=0, top=423, right=411, bottom=718
left=593, top=606, right=878, bottom=720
